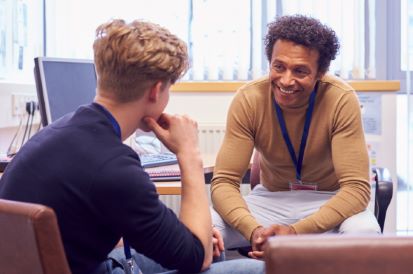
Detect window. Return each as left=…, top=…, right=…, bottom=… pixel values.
left=279, top=0, right=374, bottom=79
left=0, top=0, right=43, bottom=83
left=397, top=0, right=413, bottom=235
left=44, top=0, right=372, bottom=81
left=1, top=0, right=374, bottom=83
left=380, top=0, right=413, bottom=235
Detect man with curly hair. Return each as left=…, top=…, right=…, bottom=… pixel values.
left=211, top=15, right=381, bottom=259
left=0, top=19, right=264, bottom=273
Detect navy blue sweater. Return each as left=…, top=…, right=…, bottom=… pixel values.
left=0, top=104, right=204, bottom=274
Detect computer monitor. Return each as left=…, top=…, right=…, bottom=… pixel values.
left=34, top=57, right=97, bottom=126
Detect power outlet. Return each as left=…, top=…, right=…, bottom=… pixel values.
left=12, top=93, right=38, bottom=116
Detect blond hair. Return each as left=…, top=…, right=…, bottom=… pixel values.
left=93, top=19, right=189, bottom=102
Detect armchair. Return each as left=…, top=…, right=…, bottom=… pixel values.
left=0, top=199, right=71, bottom=274
left=264, top=235, right=413, bottom=274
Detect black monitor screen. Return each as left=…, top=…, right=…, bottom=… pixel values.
left=34, top=57, right=97, bottom=126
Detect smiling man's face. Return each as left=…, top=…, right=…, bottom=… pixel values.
left=270, top=39, right=323, bottom=108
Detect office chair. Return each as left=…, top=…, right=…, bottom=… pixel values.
left=235, top=152, right=394, bottom=257
left=0, top=199, right=71, bottom=274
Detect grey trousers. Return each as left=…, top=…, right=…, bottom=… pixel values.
left=211, top=184, right=381, bottom=249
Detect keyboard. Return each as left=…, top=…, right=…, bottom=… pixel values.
left=140, top=153, right=178, bottom=168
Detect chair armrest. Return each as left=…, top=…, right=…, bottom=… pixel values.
left=265, top=235, right=413, bottom=274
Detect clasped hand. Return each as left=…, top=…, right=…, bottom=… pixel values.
left=212, top=227, right=224, bottom=257
left=248, top=224, right=296, bottom=259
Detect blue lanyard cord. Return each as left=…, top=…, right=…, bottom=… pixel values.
left=123, top=240, right=135, bottom=273
left=93, top=103, right=122, bottom=139
left=274, top=83, right=318, bottom=181
left=123, top=240, right=132, bottom=259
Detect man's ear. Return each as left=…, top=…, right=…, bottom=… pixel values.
left=148, top=81, right=163, bottom=102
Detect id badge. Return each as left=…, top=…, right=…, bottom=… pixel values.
left=289, top=180, right=318, bottom=191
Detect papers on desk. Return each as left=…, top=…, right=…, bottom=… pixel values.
left=145, top=164, right=181, bottom=182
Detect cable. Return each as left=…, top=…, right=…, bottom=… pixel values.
left=26, top=101, right=36, bottom=138
left=27, top=111, right=35, bottom=138
left=19, top=101, right=36, bottom=150
left=7, top=115, right=23, bottom=157
left=6, top=101, right=38, bottom=157
left=20, top=112, right=30, bottom=149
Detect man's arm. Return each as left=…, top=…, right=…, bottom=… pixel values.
left=210, top=90, right=260, bottom=241
left=145, top=114, right=212, bottom=271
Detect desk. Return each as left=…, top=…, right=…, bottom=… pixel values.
left=151, top=156, right=215, bottom=195
left=154, top=181, right=182, bottom=195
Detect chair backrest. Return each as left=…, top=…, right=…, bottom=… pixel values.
left=373, top=167, right=393, bottom=232
left=0, top=199, right=71, bottom=274
left=249, top=152, right=393, bottom=232
left=265, top=234, right=413, bottom=274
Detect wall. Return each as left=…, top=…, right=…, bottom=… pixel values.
left=0, top=82, right=38, bottom=152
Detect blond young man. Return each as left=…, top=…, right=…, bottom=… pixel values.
left=0, top=19, right=264, bottom=274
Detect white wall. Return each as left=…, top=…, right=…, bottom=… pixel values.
left=0, top=82, right=38, bottom=152
left=165, top=92, right=234, bottom=124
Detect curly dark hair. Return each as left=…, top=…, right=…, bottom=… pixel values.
left=264, top=15, right=339, bottom=74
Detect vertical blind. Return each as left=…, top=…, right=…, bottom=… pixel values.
left=0, top=0, right=375, bottom=82
left=43, top=0, right=374, bottom=81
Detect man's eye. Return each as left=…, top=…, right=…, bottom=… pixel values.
left=273, top=64, right=283, bottom=71
left=295, top=69, right=309, bottom=76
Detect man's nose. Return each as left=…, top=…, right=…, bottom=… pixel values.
left=279, top=71, right=295, bottom=87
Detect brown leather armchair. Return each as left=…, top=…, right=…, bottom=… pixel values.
left=265, top=235, right=413, bottom=274
left=0, top=198, right=71, bottom=274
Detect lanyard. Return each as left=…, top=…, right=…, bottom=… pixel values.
left=93, top=103, right=134, bottom=271
left=93, top=103, right=121, bottom=139
left=273, top=83, right=318, bottom=181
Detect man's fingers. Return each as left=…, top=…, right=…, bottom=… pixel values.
left=248, top=250, right=264, bottom=260
left=213, top=245, right=220, bottom=257
left=144, top=117, right=161, bottom=131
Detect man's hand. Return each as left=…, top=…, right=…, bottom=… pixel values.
left=212, top=227, right=225, bottom=257
left=249, top=224, right=296, bottom=259
left=144, top=113, right=199, bottom=156
left=250, top=226, right=265, bottom=252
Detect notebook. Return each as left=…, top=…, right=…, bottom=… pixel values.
left=145, top=163, right=181, bottom=182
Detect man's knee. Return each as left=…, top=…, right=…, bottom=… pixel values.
left=338, top=210, right=381, bottom=234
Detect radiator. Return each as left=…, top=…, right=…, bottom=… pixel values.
left=197, top=123, right=226, bottom=156
left=159, top=123, right=251, bottom=214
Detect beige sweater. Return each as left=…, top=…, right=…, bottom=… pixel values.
left=211, top=74, right=370, bottom=241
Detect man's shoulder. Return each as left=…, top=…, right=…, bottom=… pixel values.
left=319, top=73, right=354, bottom=94
left=233, top=76, right=270, bottom=104
left=238, top=76, right=270, bottom=93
